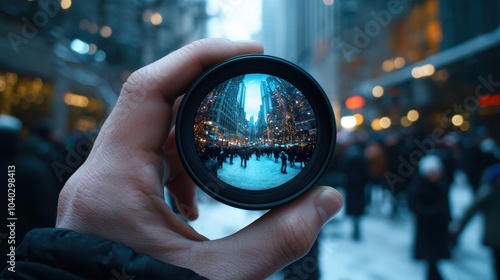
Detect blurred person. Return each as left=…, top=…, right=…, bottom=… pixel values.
left=364, top=140, right=387, bottom=209
left=274, top=147, right=280, bottom=163
left=462, top=129, right=498, bottom=193
left=364, top=140, right=387, bottom=187
left=217, top=150, right=224, bottom=169
left=340, top=143, right=369, bottom=241
left=0, top=115, right=59, bottom=266
left=408, top=155, right=451, bottom=280
left=229, top=150, right=234, bottom=164
left=384, top=133, right=409, bottom=218
left=450, top=163, right=500, bottom=280
left=281, top=151, right=288, bottom=174
left=0, top=39, right=343, bottom=279
left=23, top=119, right=67, bottom=189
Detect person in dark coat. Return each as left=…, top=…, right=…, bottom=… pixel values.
left=340, top=144, right=369, bottom=241
left=451, top=163, right=500, bottom=279
left=408, top=155, right=451, bottom=280
left=280, top=151, right=288, bottom=174
left=0, top=115, right=59, bottom=266
left=274, top=148, right=280, bottom=163
left=217, top=150, right=224, bottom=169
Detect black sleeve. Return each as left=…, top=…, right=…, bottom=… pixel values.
left=1, top=228, right=208, bottom=280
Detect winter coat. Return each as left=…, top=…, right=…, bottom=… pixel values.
left=458, top=185, right=500, bottom=248
left=408, top=175, right=451, bottom=261
left=341, top=145, right=369, bottom=217
left=0, top=228, right=207, bottom=279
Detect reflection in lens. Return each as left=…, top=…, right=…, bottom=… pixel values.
left=194, top=74, right=317, bottom=190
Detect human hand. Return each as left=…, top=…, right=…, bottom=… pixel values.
left=56, top=39, right=343, bottom=280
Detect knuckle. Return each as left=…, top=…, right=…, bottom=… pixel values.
left=278, top=214, right=316, bottom=262
left=121, top=69, right=146, bottom=96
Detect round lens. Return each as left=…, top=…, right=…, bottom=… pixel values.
left=194, top=73, right=317, bottom=191
left=176, top=55, right=336, bottom=209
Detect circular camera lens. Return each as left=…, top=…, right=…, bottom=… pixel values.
left=176, top=55, right=336, bottom=210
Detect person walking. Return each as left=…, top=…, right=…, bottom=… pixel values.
left=217, top=150, right=224, bottom=169
left=451, top=163, right=500, bottom=280
left=340, top=143, right=369, bottom=241
left=408, top=155, right=451, bottom=280
left=280, top=151, right=288, bottom=174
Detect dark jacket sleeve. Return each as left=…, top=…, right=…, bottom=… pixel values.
left=457, top=189, right=491, bottom=234
left=1, top=228, right=208, bottom=280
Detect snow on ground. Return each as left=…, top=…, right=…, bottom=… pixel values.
left=216, top=156, right=302, bottom=190
left=190, top=174, right=494, bottom=280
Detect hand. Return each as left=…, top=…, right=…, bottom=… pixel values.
left=56, top=39, right=343, bottom=280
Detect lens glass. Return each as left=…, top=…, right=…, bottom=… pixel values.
left=194, top=73, right=317, bottom=190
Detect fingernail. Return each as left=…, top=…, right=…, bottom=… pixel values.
left=315, top=187, right=343, bottom=223
left=179, top=201, right=198, bottom=221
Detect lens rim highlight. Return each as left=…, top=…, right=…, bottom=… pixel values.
left=176, top=55, right=336, bottom=210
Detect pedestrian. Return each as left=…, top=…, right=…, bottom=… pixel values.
left=0, top=39, right=344, bottom=280
left=450, top=163, right=500, bottom=279
left=274, top=148, right=280, bottom=163
left=229, top=151, right=234, bottom=164
left=340, top=143, right=369, bottom=241
left=288, top=149, right=295, bottom=167
left=408, top=155, right=451, bottom=280
left=0, top=115, right=60, bottom=266
left=280, top=151, right=288, bottom=174
left=217, top=150, right=224, bottom=169
left=244, top=151, right=249, bottom=168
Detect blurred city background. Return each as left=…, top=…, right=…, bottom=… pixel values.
left=1, top=0, right=500, bottom=279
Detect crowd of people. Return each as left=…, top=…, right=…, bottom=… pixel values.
left=0, top=115, right=93, bottom=266
left=1, top=38, right=499, bottom=279
left=329, top=129, right=500, bottom=280
left=198, top=144, right=314, bottom=174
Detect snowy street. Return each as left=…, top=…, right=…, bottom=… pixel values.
left=216, top=155, right=302, bottom=190
left=190, top=173, right=494, bottom=280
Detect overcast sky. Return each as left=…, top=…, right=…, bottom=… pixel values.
left=206, top=0, right=262, bottom=40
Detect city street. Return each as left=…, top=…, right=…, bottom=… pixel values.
left=217, top=156, right=302, bottom=190
left=190, top=174, right=494, bottom=280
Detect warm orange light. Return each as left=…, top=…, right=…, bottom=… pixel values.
left=345, top=96, right=365, bottom=110
left=64, top=93, right=89, bottom=108
left=151, top=13, right=163, bottom=25
left=100, top=26, right=112, bottom=38
left=61, top=0, right=71, bottom=10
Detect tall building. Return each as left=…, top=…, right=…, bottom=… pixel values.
left=262, top=0, right=500, bottom=140
left=195, top=75, right=248, bottom=146
left=0, top=0, right=208, bottom=132
left=248, top=116, right=256, bottom=143
left=237, top=82, right=246, bottom=111
left=261, top=75, right=317, bottom=145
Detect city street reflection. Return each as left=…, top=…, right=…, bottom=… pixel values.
left=194, top=74, right=317, bottom=190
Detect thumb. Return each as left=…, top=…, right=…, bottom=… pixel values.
left=192, top=186, right=343, bottom=280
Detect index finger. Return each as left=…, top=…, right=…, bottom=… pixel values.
left=93, top=39, right=264, bottom=155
